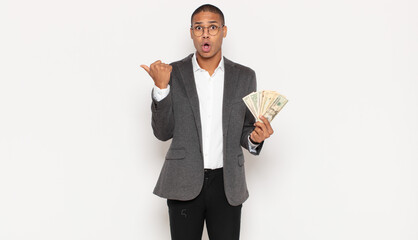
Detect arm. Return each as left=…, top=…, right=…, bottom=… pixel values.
left=151, top=85, right=174, bottom=141
left=240, top=69, right=265, bottom=155
left=141, top=60, right=174, bottom=141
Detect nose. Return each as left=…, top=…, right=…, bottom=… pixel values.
left=202, top=27, right=210, bottom=38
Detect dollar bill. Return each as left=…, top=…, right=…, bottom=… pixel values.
left=242, top=90, right=288, bottom=123
left=263, top=95, right=288, bottom=123
left=242, top=94, right=257, bottom=119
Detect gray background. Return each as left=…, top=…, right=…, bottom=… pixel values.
left=1, top=0, right=417, bottom=239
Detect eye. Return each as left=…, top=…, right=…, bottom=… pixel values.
left=195, top=26, right=202, bottom=30
left=210, top=25, right=218, bottom=30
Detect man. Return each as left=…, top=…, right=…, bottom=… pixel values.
left=141, top=4, right=274, bottom=240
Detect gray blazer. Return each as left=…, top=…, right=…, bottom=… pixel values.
left=151, top=53, right=264, bottom=206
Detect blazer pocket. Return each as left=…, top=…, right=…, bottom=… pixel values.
left=165, top=148, right=186, bottom=160
left=237, top=153, right=245, bottom=166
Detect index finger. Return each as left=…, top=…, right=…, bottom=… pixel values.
left=254, top=121, right=268, bottom=135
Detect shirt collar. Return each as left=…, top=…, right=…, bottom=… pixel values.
left=192, top=52, right=224, bottom=73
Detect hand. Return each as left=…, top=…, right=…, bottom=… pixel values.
left=140, top=60, right=172, bottom=89
left=250, top=116, right=274, bottom=143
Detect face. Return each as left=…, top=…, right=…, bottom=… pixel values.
left=190, top=11, right=227, bottom=60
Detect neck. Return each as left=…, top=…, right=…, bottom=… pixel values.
left=196, top=50, right=222, bottom=75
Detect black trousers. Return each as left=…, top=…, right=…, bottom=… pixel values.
left=167, top=168, right=242, bottom=240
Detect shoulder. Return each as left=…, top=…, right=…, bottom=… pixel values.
left=224, top=56, right=256, bottom=77
left=169, top=53, right=194, bottom=68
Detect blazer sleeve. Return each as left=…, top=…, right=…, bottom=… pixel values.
left=240, top=69, right=264, bottom=155
left=150, top=75, right=174, bottom=141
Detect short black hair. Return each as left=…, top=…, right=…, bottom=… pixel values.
left=191, top=4, right=225, bottom=27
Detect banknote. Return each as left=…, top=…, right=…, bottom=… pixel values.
left=242, top=93, right=257, bottom=119
left=263, top=95, right=288, bottom=122
left=242, top=90, right=288, bottom=123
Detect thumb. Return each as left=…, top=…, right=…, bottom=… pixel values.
left=140, top=65, right=151, bottom=74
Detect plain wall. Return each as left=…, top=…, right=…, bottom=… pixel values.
left=0, top=0, right=417, bottom=239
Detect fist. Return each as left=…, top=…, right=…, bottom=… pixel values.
left=250, top=116, right=274, bottom=144
left=140, top=60, right=172, bottom=89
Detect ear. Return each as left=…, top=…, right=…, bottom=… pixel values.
left=223, top=25, right=228, bottom=38
left=190, top=28, right=193, bottom=39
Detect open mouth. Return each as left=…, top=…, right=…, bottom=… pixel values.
left=202, top=43, right=211, bottom=53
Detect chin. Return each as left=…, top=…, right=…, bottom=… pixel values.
left=197, top=52, right=211, bottom=58
left=198, top=50, right=218, bottom=59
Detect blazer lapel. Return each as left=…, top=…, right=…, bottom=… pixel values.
left=222, top=57, right=240, bottom=144
left=177, top=54, right=203, bottom=153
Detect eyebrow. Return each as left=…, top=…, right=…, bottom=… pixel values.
left=193, top=21, right=219, bottom=25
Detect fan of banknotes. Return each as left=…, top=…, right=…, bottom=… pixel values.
left=242, top=90, right=288, bottom=123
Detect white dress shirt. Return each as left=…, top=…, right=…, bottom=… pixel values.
left=152, top=53, right=259, bottom=169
